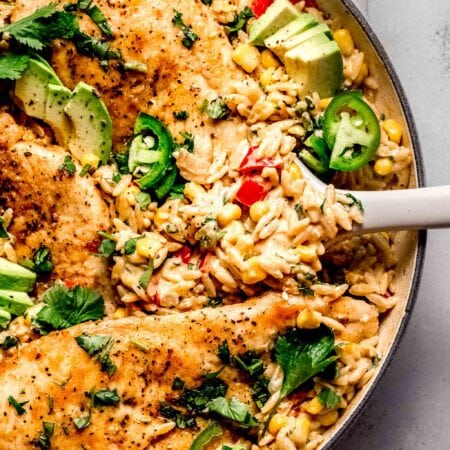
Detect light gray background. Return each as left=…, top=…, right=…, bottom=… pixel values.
left=336, top=1, right=450, bottom=449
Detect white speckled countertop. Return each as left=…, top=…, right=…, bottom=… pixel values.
left=336, top=1, right=450, bottom=449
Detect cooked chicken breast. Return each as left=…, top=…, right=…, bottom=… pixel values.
left=0, top=293, right=305, bottom=449
left=12, top=0, right=250, bottom=150
left=0, top=112, right=115, bottom=308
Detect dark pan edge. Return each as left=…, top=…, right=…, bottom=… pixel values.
left=323, top=1, right=427, bottom=448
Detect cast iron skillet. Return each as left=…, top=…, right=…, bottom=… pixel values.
left=316, top=0, right=426, bottom=448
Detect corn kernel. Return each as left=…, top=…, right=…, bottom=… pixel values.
left=333, top=29, right=355, bottom=56
left=288, top=161, right=303, bottom=181
left=249, top=201, right=269, bottom=222
left=290, top=414, right=311, bottom=447
left=296, top=310, right=322, bottom=329
left=260, top=67, right=275, bottom=87
left=236, top=234, right=253, bottom=252
left=319, top=410, right=339, bottom=427
left=354, top=62, right=369, bottom=85
left=268, top=413, right=289, bottom=435
left=304, top=397, right=324, bottom=415
left=217, top=203, right=242, bottom=227
left=153, top=210, right=169, bottom=228
left=232, top=43, right=260, bottom=73
left=260, top=49, right=280, bottom=69
left=241, top=256, right=267, bottom=284
left=374, top=157, right=393, bottom=176
left=319, top=97, right=333, bottom=110
left=136, top=233, right=162, bottom=258
left=184, top=182, right=205, bottom=202
left=295, top=245, right=317, bottom=263
left=113, top=307, right=129, bottom=319
left=81, top=152, right=100, bottom=169
left=382, top=119, right=403, bottom=145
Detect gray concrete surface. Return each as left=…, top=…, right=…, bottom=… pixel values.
left=335, top=1, right=450, bottom=449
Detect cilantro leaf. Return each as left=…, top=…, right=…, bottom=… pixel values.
left=8, top=395, right=28, bottom=415
left=172, top=10, right=198, bottom=49
left=217, top=340, right=265, bottom=377
left=35, top=283, right=105, bottom=334
left=225, top=7, right=253, bottom=38
left=173, top=110, right=189, bottom=121
left=124, top=238, right=137, bottom=255
left=275, top=325, right=337, bottom=398
left=35, top=421, right=54, bottom=450
left=97, top=238, right=116, bottom=257
left=60, top=155, right=76, bottom=175
left=139, top=259, right=154, bottom=290
left=206, top=98, right=230, bottom=120
left=159, top=402, right=196, bottom=429
left=21, top=245, right=53, bottom=276
left=251, top=377, right=270, bottom=409
left=318, top=387, right=341, bottom=409
left=73, top=414, right=91, bottom=430
left=0, top=335, right=20, bottom=350
left=207, top=397, right=258, bottom=427
left=75, top=332, right=117, bottom=376
left=0, top=53, right=30, bottom=80
left=178, top=378, right=227, bottom=414
left=89, top=388, right=120, bottom=407
left=345, top=193, right=364, bottom=212
left=0, top=3, right=58, bottom=50
left=172, top=377, right=185, bottom=390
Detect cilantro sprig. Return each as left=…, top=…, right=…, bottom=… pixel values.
left=172, top=10, right=199, bottom=49
left=75, top=332, right=117, bottom=375
left=0, top=53, right=30, bottom=80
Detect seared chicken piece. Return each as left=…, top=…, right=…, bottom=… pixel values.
left=0, top=112, right=115, bottom=308
left=12, top=0, right=250, bottom=150
left=0, top=293, right=306, bottom=449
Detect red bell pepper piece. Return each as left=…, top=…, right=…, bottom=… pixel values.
left=304, top=0, right=319, bottom=8
left=235, top=176, right=270, bottom=207
left=239, top=146, right=282, bottom=174
left=199, top=253, right=214, bottom=273
left=251, top=0, right=273, bottom=17
left=174, top=246, right=191, bottom=264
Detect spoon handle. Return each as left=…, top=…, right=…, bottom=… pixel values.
left=347, top=186, right=450, bottom=233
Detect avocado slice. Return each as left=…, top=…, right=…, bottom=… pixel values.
left=267, top=23, right=331, bottom=59
left=0, top=309, right=11, bottom=330
left=14, top=58, right=62, bottom=120
left=263, top=14, right=318, bottom=51
left=284, top=36, right=343, bottom=98
left=64, top=82, right=113, bottom=165
left=249, top=0, right=301, bottom=46
left=0, top=257, right=36, bottom=292
left=45, top=85, right=73, bottom=148
left=0, top=290, right=34, bottom=316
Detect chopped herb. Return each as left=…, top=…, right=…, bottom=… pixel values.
left=172, top=377, right=185, bottom=390
left=21, top=245, right=53, bottom=275
left=130, top=337, right=151, bottom=352
left=79, top=164, right=91, bottom=176
left=218, top=340, right=265, bottom=377
left=166, top=224, right=179, bottom=234
left=318, top=388, right=341, bottom=409
left=135, top=192, right=151, bottom=211
left=345, top=193, right=364, bottom=212
left=224, top=7, right=253, bottom=38
left=47, top=395, right=54, bottom=414
left=275, top=326, right=337, bottom=398
left=202, top=366, right=225, bottom=380
left=65, top=1, right=113, bottom=38
left=177, top=131, right=195, bottom=153
left=34, top=283, right=105, bottom=334
left=0, top=53, right=30, bottom=80
left=89, top=388, right=120, bottom=407
left=173, top=110, right=189, bottom=121
left=251, top=377, right=270, bottom=409
left=122, top=60, right=148, bottom=73
left=73, top=31, right=121, bottom=66
left=191, top=423, right=222, bottom=450
left=60, top=155, right=76, bottom=175
left=35, top=421, right=55, bottom=450
left=207, top=397, right=258, bottom=427
left=112, top=172, right=122, bottom=183
left=114, top=151, right=130, bottom=174
left=0, top=335, right=20, bottom=350
left=97, top=237, right=116, bottom=257
left=221, top=445, right=246, bottom=450
left=206, top=98, right=230, bottom=120
left=295, top=203, right=305, bottom=220
left=217, top=340, right=231, bottom=365
left=139, top=259, right=154, bottom=290
left=75, top=332, right=117, bottom=376
left=0, top=217, right=9, bottom=238
left=159, top=402, right=197, bottom=429
left=178, top=378, right=228, bottom=414
left=199, top=99, right=209, bottom=112
left=207, top=296, right=223, bottom=307
left=298, top=286, right=314, bottom=296
left=201, top=0, right=213, bottom=5
left=124, top=238, right=137, bottom=255
left=8, top=395, right=28, bottom=415
left=172, top=10, right=199, bottom=49
left=74, top=414, right=91, bottom=430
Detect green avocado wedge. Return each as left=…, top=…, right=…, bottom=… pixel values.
left=0, top=290, right=34, bottom=316
left=0, top=257, right=36, bottom=292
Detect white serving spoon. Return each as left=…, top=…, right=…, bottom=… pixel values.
left=295, top=159, right=450, bottom=234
